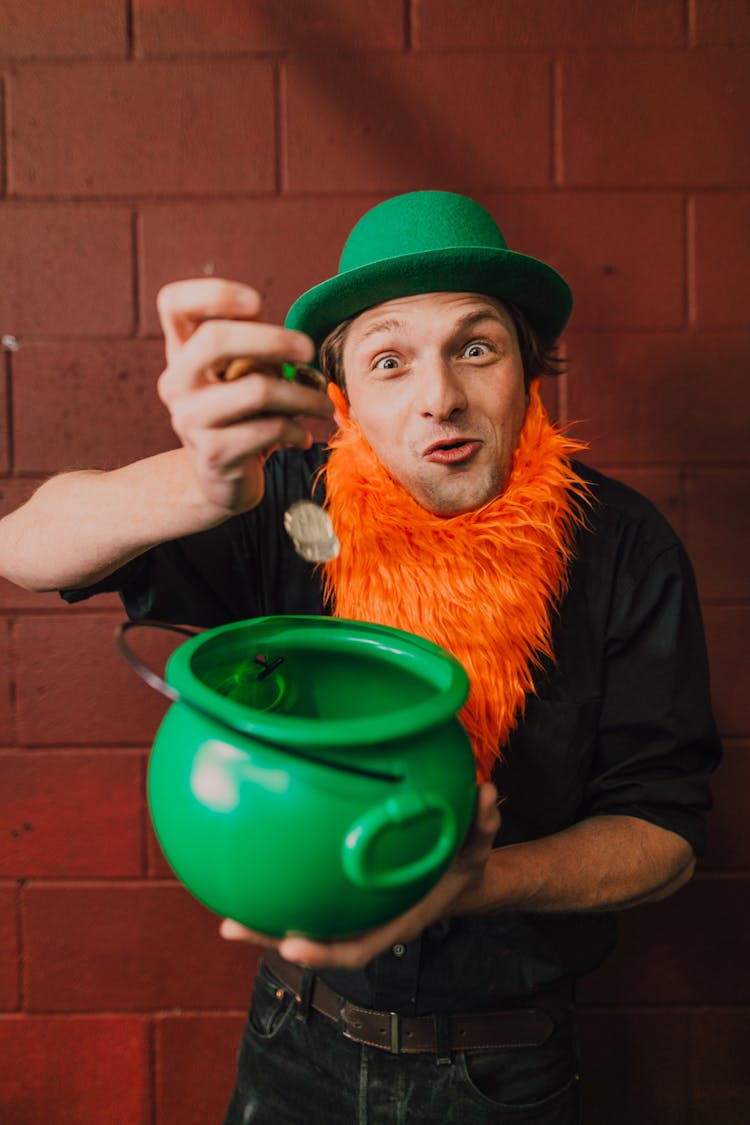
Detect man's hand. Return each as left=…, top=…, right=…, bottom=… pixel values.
left=219, top=782, right=501, bottom=970
left=156, top=279, right=336, bottom=516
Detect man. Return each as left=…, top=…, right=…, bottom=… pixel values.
left=0, top=192, right=720, bottom=1123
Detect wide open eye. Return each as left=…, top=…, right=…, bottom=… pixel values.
left=462, top=341, right=491, bottom=358
left=374, top=354, right=403, bottom=371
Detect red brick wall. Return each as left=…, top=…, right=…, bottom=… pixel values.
left=1, top=2, right=748, bottom=1121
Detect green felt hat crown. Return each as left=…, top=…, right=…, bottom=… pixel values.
left=285, top=190, right=572, bottom=349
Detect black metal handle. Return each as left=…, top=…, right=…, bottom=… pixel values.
left=114, top=619, right=203, bottom=704
left=114, top=618, right=401, bottom=784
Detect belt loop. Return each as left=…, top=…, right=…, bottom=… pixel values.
left=389, top=1012, right=401, bottom=1054
left=433, top=1013, right=452, bottom=1065
left=295, top=968, right=314, bottom=1022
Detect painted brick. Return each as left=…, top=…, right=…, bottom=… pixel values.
left=482, top=191, right=685, bottom=330
left=565, top=331, right=750, bottom=466
left=703, top=605, right=750, bottom=736
left=703, top=740, right=750, bottom=870
left=0, top=478, right=121, bottom=612
left=147, top=818, right=177, bottom=879
left=284, top=53, right=551, bottom=193
left=683, top=468, right=750, bottom=601
left=0, top=81, right=5, bottom=195
left=578, top=876, right=750, bottom=1005
left=538, top=375, right=559, bottom=422
left=12, top=340, right=176, bottom=475
left=135, top=0, right=405, bottom=54
left=155, top=1014, right=246, bottom=1125
left=8, top=61, right=276, bottom=197
left=23, top=882, right=260, bottom=1011
left=691, top=1011, right=750, bottom=1123
left=578, top=1010, right=689, bottom=1125
left=0, top=619, right=13, bottom=747
left=0, top=752, right=143, bottom=878
left=13, top=616, right=169, bottom=746
left=693, top=0, right=750, bottom=45
left=561, top=50, right=750, bottom=187
left=0, top=884, right=19, bottom=1011
left=586, top=467, right=683, bottom=536
left=416, top=0, right=684, bottom=50
left=0, top=0, right=127, bottom=59
left=0, top=1015, right=149, bottom=1124
left=692, top=192, right=750, bottom=327
left=0, top=204, right=133, bottom=337
left=139, top=196, right=377, bottom=333
left=0, top=362, right=8, bottom=475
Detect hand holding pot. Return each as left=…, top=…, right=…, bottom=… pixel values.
left=155, top=278, right=336, bottom=516
left=220, top=782, right=501, bottom=971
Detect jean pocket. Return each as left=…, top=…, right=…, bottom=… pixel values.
left=459, top=1052, right=582, bottom=1122
left=247, top=962, right=298, bottom=1042
left=457, top=1029, right=583, bottom=1123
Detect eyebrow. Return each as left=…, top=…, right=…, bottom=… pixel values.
left=354, top=304, right=511, bottom=348
left=451, top=306, right=513, bottom=335
left=355, top=316, right=406, bottom=345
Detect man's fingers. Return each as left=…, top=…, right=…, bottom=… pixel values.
left=159, top=320, right=316, bottom=397
left=220, top=919, right=279, bottom=948
left=167, top=371, right=335, bottom=436
left=157, top=278, right=264, bottom=361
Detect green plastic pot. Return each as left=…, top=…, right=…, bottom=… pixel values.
left=119, top=616, right=477, bottom=938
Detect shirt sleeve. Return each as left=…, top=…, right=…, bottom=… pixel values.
left=582, top=539, right=722, bottom=856
left=59, top=445, right=329, bottom=627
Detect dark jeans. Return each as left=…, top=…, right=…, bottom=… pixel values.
left=223, top=961, right=583, bottom=1124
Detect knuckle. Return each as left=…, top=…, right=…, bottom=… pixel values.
left=194, top=318, right=225, bottom=358
left=156, top=369, right=174, bottom=404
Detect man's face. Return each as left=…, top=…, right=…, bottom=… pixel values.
left=341, top=292, right=528, bottom=516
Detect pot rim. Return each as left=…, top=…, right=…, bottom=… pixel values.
left=164, top=615, right=470, bottom=749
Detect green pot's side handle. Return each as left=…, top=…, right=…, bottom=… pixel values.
left=342, top=791, right=457, bottom=891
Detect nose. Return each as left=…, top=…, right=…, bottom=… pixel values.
left=417, top=358, right=467, bottom=420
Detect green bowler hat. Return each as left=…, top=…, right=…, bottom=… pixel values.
left=286, top=190, right=572, bottom=349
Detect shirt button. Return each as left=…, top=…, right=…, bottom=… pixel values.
left=392, top=943, right=407, bottom=958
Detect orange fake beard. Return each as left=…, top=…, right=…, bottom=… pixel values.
left=320, top=379, right=591, bottom=783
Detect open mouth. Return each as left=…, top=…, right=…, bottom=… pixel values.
left=423, top=439, right=480, bottom=464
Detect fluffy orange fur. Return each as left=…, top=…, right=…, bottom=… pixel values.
left=321, top=380, right=591, bottom=782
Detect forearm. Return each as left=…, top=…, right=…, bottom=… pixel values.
left=0, top=448, right=239, bottom=592
left=461, top=813, right=696, bottom=917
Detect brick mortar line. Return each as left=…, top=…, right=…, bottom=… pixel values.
left=13, top=870, right=749, bottom=887
left=274, top=59, right=285, bottom=195
left=0, top=71, right=7, bottom=198
left=405, top=0, right=414, bottom=51
left=1, top=1003, right=747, bottom=1018
left=0, top=746, right=147, bottom=755
left=551, top=56, right=563, bottom=186
left=3, top=44, right=750, bottom=68
left=0, top=1009, right=249, bottom=1019
left=686, top=0, right=697, bottom=48
left=685, top=193, right=697, bottom=327
left=130, top=209, right=141, bottom=337
left=3, top=186, right=746, bottom=204
left=146, top=1015, right=157, bottom=1125
left=125, top=0, right=135, bottom=59
left=2, top=349, right=12, bottom=472
left=577, top=1003, right=750, bottom=1014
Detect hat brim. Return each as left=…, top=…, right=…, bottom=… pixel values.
left=285, top=246, right=572, bottom=351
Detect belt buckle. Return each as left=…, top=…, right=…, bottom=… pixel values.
left=389, top=1012, right=400, bottom=1054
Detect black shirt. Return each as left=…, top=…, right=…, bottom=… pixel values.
left=63, top=450, right=721, bottom=1014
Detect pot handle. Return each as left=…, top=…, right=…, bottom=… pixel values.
left=115, top=620, right=203, bottom=704
left=342, top=791, right=457, bottom=891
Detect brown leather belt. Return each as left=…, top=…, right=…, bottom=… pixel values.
left=263, top=951, right=571, bottom=1056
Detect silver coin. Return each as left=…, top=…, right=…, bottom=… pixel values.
left=283, top=500, right=340, bottom=562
